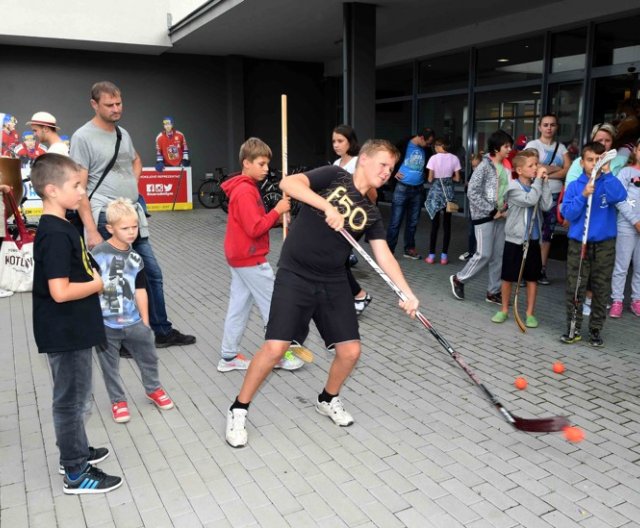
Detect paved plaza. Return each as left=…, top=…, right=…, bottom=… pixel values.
left=1, top=207, right=640, bottom=528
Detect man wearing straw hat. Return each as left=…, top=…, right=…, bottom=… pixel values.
left=28, top=111, right=69, bottom=156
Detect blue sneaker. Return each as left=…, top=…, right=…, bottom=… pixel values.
left=63, top=465, right=122, bottom=495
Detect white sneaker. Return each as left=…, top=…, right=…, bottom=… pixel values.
left=0, top=289, right=14, bottom=298
left=217, top=354, right=250, bottom=372
left=582, top=299, right=592, bottom=317
left=315, top=396, right=354, bottom=427
left=458, top=252, right=470, bottom=261
left=226, top=408, right=248, bottom=447
left=274, top=350, right=304, bottom=370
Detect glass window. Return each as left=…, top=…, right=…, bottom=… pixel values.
left=551, top=28, right=587, bottom=73
left=548, top=82, right=583, bottom=159
left=474, top=87, right=541, bottom=154
left=592, top=74, right=640, bottom=149
left=477, top=37, right=544, bottom=86
left=418, top=51, right=469, bottom=93
left=419, top=95, right=469, bottom=209
left=375, top=100, right=412, bottom=145
left=376, top=64, right=413, bottom=99
left=594, top=14, right=640, bottom=67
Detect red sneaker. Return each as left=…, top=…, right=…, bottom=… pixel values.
left=146, top=388, right=174, bottom=410
left=112, top=401, right=130, bottom=423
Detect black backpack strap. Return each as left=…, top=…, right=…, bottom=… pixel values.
left=88, top=125, right=122, bottom=201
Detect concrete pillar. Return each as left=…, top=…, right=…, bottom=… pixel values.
left=343, top=3, right=376, bottom=141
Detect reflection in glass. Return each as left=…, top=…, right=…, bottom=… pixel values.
left=549, top=82, right=583, bottom=158
left=418, top=51, right=469, bottom=93
left=477, top=37, right=544, bottom=86
left=475, top=88, right=541, bottom=155
left=376, top=64, right=413, bottom=99
left=551, top=28, right=587, bottom=73
left=594, top=15, right=640, bottom=67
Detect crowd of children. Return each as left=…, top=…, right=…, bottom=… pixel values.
left=447, top=122, right=638, bottom=348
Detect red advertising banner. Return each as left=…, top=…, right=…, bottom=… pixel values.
left=138, top=167, right=193, bottom=211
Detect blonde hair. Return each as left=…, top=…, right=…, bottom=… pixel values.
left=590, top=122, right=617, bottom=141
left=512, top=149, right=538, bottom=169
left=106, top=197, right=137, bottom=225
left=359, top=139, right=401, bottom=162
left=239, top=137, right=272, bottom=166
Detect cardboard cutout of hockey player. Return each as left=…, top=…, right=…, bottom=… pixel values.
left=14, top=130, right=47, bottom=168
left=1, top=114, right=20, bottom=157
left=155, top=117, right=190, bottom=171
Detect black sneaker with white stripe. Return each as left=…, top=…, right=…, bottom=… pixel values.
left=58, top=446, right=109, bottom=475
left=63, top=465, right=122, bottom=495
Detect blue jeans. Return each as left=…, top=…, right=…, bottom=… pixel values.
left=386, top=182, right=424, bottom=253
left=48, top=349, right=93, bottom=473
left=97, top=212, right=173, bottom=336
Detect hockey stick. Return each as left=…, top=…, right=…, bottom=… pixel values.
left=568, top=148, right=617, bottom=339
left=340, top=228, right=570, bottom=433
left=513, top=202, right=539, bottom=333
left=171, top=166, right=185, bottom=212
left=281, top=94, right=289, bottom=239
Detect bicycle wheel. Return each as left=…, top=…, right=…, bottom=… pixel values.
left=262, top=191, right=282, bottom=213
left=197, top=179, right=221, bottom=209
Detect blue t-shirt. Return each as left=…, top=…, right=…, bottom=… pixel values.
left=398, top=141, right=426, bottom=186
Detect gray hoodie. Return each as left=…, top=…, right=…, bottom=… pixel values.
left=615, top=166, right=640, bottom=236
left=503, top=177, right=553, bottom=244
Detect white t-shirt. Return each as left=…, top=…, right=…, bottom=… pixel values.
left=333, top=156, right=358, bottom=174
left=524, top=139, right=568, bottom=194
left=46, top=141, right=69, bottom=156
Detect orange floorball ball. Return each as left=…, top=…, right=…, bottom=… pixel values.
left=563, top=426, right=585, bottom=443
left=552, top=361, right=565, bottom=374
left=514, top=377, right=528, bottom=390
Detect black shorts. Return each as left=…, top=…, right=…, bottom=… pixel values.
left=501, top=240, right=542, bottom=283
left=265, top=268, right=360, bottom=348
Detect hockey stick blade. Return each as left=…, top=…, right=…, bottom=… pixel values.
left=513, top=293, right=527, bottom=333
left=340, top=228, right=571, bottom=433
left=289, top=343, right=314, bottom=363
left=511, top=414, right=570, bottom=432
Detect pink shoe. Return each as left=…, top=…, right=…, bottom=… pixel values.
left=609, top=301, right=623, bottom=318
left=630, top=300, right=640, bottom=317
left=424, top=254, right=435, bottom=264
left=440, top=253, right=448, bottom=265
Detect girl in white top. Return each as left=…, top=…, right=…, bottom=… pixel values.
left=524, top=113, right=571, bottom=285
left=331, top=125, right=371, bottom=316
left=332, top=124, right=359, bottom=173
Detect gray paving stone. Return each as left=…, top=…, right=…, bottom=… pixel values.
left=5, top=209, right=640, bottom=527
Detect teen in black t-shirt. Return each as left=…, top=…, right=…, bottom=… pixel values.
left=225, top=140, right=421, bottom=448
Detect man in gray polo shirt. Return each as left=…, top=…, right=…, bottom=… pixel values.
left=71, top=81, right=195, bottom=348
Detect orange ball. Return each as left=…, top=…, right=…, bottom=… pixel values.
left=552, top=361, right=565, bottom=374
left=563, top=426, right=585, bottom=443
left=514, top=377, right=528, bottom=390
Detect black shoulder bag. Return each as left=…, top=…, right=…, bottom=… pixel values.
left=67, top=126, right=122, bottom=234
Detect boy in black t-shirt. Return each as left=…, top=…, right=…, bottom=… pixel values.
left=226, top=139, right=420, bottom=448
left=31, top=153, right=122, bottom=494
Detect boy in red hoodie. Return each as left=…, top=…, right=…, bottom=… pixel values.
left=218, top=137, right=304, bottom=372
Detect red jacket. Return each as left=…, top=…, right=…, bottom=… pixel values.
left=222, top=175, right=280, bottom=267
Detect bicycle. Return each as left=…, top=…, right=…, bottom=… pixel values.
left=197, top=167, right=229, bottom=209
